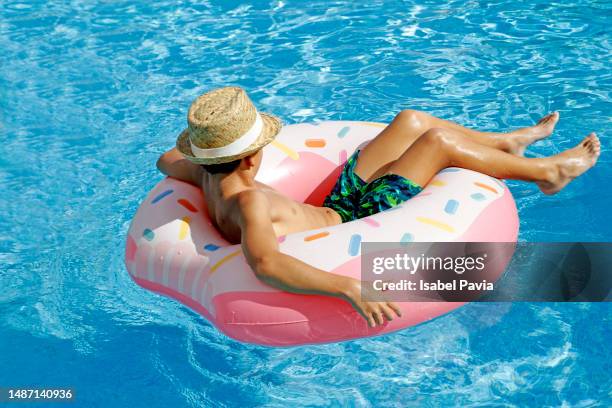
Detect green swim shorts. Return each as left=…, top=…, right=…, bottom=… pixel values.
left=323, top=150, right=423, bottom=223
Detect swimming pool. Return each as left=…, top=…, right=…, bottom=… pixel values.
left=0, top=0, right=610, bottom=406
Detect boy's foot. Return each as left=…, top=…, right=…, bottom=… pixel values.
left=537, top=133, right=600, bottom=195
left=507, top=112, right=560, bottom=156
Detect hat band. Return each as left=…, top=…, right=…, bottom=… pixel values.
left=189, top=112, right=263, bottom=159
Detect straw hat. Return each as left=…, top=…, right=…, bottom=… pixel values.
left=176, top=86, right=282, bottom=164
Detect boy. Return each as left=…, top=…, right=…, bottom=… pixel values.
left=158, top=87, right=600, bottom=327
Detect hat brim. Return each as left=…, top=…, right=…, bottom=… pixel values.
left=176, top=113, right=282, bottom=165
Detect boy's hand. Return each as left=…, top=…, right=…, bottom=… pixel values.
left=343, top=278, right=402, bottom=327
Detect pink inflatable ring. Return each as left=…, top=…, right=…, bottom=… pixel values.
left=124, top=121, right=519, bottom=346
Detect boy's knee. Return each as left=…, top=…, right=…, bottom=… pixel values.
left=422, top=127, right=461, bottom=148
left=396, top=109, right=427, bottom=128
left=421, top=127, right=447, bottom=143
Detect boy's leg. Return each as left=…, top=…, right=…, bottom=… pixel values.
left=354, top=110, right=558, bottom=182
left=422, top=110, right=559, bottom=155
left=385, top=127, right=599, bottom=195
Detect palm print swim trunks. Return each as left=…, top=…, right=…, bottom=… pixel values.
left=323, top=150, right=423, bottom=223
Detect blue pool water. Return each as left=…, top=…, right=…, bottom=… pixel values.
left=1, top=0, right=610, bottom=406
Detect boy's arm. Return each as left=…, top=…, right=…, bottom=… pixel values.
left=156, top=148, right=201, bottom=186
left=238, top=191, right=401, bottom=327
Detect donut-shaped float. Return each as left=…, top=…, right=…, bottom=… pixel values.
left=124, top=121, right=519, bottom=346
